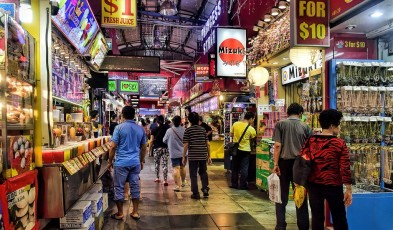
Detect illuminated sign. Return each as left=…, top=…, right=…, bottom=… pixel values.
left=281, top=58, right=322, bottom=85
left=195, top=64, right=210, bottom=82
left=102, top=0, right=137, bottom=28
left=119, top=80, right=139, bottom=94
left=291, top=0, right=330, bottom=47
left=216, top=28, right=246, bottom=78
left=108, top=80, right=117, bottom=91
left=202, top=0, right=221, bottom=55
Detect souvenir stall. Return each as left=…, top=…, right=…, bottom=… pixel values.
left=329, top=59, right=393, bottom=230
left=0, top=12, right=40, bottom=230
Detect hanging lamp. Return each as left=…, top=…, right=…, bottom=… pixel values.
left=160, top=0, right=177, bottom=16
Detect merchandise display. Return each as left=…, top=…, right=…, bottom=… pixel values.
left=255, top=139, right=274, bottom=191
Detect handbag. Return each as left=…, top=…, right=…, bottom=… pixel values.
left=226, top=124, right=250, bottom=156
left=293, top=139, right=312, bottom=186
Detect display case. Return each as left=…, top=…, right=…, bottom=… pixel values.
left=0, top=13, right=35, bottom=179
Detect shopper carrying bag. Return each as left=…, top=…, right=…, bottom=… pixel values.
left=226, top=124, right=250, bottom=156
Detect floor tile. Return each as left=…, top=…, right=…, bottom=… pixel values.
left=169, top=214, right=218, bottom=229
left=210, top=213, right=262, bottom=227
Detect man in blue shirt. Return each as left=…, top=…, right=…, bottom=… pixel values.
left=108, top=106, right=147, bottom=221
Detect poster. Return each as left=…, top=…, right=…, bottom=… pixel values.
left=139, top=77, right=167, bottom=99
left=102, top=0, right=137, bottom=28
left=87, top=32, right=109, bottom=70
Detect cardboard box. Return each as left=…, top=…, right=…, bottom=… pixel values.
left=88, top=183, right=103, bottom=194
left=62, top=216, right=95, bottom=229
left=80, top=193, right=103, bottom=216
left=102, top=193, right=108, bottom=211
left=94, top=210, right=104, bottom=230
left=60, top=201, right=92, bottom=224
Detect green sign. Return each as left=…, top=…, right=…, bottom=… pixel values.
left=119, top=80, right=139, bottom=94
left=108, top=80, right=117, bottom=91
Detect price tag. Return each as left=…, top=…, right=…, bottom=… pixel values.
left=353, top=117, right=361, bottom=122
left=258, top=105, right=272, bottom=115
left=384, top=117, right=392, bottom=122
left=369, top=117, right=377, bottom=122
left=275, top=99, right=285, bottom=107
left=377, top=116, right=385, bottom=122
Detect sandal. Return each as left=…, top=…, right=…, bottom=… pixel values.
left=130, top=213, right=141, bottom=221
left=110, top=213, right=124, bottom=220
left=154, top=178, right=160, bottom=183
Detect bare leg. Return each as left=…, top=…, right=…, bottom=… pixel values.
left=124, top=182, right=130, bottom=200
left=116, top=201, right=124, bottom=216
left=173, top=166, right=181, bottom=187
left=180, top=166, right=186, bottom=184
left=131, top=198, right=140, bottom=217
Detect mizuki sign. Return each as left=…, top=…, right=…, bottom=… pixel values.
left=291, top=0, right=330, bottom=47
left=216, top=28, right=246, bottom=78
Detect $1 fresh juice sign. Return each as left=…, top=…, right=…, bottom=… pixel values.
left=291, top=0, right=330, bottom=47
left=102, top=0, right=137, bottom=28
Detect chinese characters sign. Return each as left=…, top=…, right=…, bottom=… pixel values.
left=195, top=64, right=210, bottom=82
left=216, top=28, right=246, bottom=78
left=291, top=0, right=330, bottom=47
left=102, top=0, right=137, bottom=28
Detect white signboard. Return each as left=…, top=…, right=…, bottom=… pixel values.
left=258, top=105, right=272, bottom=115
left=216, top=28, right=246, bottom=78
left=281, top=59, right=323, bottom=85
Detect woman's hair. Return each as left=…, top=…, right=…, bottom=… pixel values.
left=188, top=112, right=199, bottom=126
left=157, top=115, right=165, bottom=124
left=287, top=103, right=304, bottom=116
left=173, top=116, right=181, bottom=127
left=319, top=109, right=343, bottom=129
left=141, top=118, right=146, bottom=127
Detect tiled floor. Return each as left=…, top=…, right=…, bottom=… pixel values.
left=102, top=157, right=301, bottom=230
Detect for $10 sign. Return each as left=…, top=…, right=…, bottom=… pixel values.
left=291, top=0, right=330, bottom=47
left=102, top=0, right=137, bottom=28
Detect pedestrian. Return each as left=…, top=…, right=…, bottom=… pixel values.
left=108, top=106, right=147, bottom=221
left=163, top=115, right=187, bottom=192
left=109, top=114, right=118, bottom=136
left=149, top=117, right=159, bottom=156
left=230, top=111, right=256, bottom=190
left=199, top=116, right=213, bottom=141
left=150, top=115, right=170, bottom=186
left=182, top=112, right=212, bottom=199
left=294, top=109, right=352, bottom=230
left=272, top=103, right=312, bottom=230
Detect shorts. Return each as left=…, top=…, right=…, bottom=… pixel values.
left=113, top=165, right=141, bottom=201
left=171, top=157, right=184, bottom=167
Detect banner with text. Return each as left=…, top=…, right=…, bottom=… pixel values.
left=331, top=0, right=367, bottom=21
left=102, top=0, right=137, bottom=28
left=216, top=28, right=246, bottom=78
left=195, top=64, right=210, bottom=82
left=334, top=36, right=367, bottom=53
left=291, top=0, right=330, bottom=47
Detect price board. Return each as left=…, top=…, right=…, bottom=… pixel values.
left=291, top=0, right=330, bottom=47
left=102, top=0, right=137, bottom=28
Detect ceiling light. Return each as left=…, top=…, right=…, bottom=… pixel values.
left=286, top=0, right=290, bottom=2
left=258, top=20, right=267, bottom=28
left=371, top=11, right=383, bottom=18
left=345, top=25, right=357, bottom=30
left=160, top=0, right=177, bottom=16
left=289, top=48, right=320, bottom=68
left=271, top=7, right=280, bottom=16
left=19, top=0, right=32, bottom=23
left=264, top=14, right=272, bottom=22
left=253, top=25, right=260, bottom=32
left=278, top=1, right=288, bottom=9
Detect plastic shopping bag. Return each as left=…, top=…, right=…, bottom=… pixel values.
left=267, top=173, right=282, bottom=203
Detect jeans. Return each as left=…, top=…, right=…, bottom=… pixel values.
left=231, top=150, right=250, bottom=188
left=275, top=159, right=309, bottom=230
left=308, top=183, right=348, bottom=230
left=189, top=160, right=209, bottom=195
left=113, top=165, right=141, bottom=201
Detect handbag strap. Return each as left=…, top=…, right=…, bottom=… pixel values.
left=237, top=124, right=250, bottom=143
left=172, top=127, right=183, bottom=142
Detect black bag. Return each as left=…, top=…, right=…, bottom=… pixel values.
left=293, top=139, right=312, bottom=186
left=226, top=124, right=250, bottom=156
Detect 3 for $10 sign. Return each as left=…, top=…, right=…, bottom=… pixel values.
left=291, top=0, right=330, bottom=47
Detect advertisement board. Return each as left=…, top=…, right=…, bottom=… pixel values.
left=195, top=64, right=210, bottom=82
left=331, top=0, right=369, bottom=21
left=139, top=77, right=167, bottom=99
left=290, top=0, right=330, bottom=47
left=108, top=80, right=117, bottom=91
left=334, top=36, right=367, bottom=53
left=52, top=0, right=99, bottom=55
left=87, top=32, right=109, bottom=70
left=216, top=28, right=246, bottom=78
left=102, top=0, right=137, bottom=28
left=119, top=80, right=139, bottom=94
left=281, top=58, right=323, bottom=85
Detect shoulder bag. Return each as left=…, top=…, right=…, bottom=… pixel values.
left=172, top=127, right=183, bottom=142
left=226, top=124, right=250, bottom=157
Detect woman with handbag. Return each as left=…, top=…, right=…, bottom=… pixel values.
left=230, top=112, right=256, bottom=190
left=294, top=109, right=352, bottom=230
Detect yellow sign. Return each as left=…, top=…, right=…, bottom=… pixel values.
left=102, top=0, right=137, bottom=28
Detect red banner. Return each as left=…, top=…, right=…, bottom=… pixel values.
left=331, top=0, right=366, bottom=20
left=291, top=0, right=330, bottom=47
left=334, top=37, right=367, bottom=52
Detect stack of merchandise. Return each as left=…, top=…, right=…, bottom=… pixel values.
left=256, top=139, right=275, bottom=191
left=260, top=112, right=287, bottom=139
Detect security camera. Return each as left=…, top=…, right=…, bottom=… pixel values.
left=50, top=0, right=59, bottom=16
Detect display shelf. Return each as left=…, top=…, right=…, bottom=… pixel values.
left=53, top=96, right=83, bottom=107
left=6, top=124, right=34, bottom=130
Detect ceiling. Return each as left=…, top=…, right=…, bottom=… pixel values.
left=104, top=0, right=219, bottom=62
left=331, top=0, right=393, bottom=38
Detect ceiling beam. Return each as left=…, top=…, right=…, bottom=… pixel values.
left=138, top=10, right=205, bottom=26
left=121, top=47, right=194, bottom=58
left=182, top=0, right=209, bottom=47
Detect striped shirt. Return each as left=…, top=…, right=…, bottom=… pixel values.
left=183, top=125, right=208, bottom=161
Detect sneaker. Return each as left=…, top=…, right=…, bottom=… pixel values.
left=202, top=187, right=210, bottom=198
left=191, top=194, right=201, bottom=199
left=173, top=186, right=180, bottom=192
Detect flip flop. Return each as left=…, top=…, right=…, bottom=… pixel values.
left=110, top=213, right=124, bottom=220
left=130, top=213, right=141, bottom=221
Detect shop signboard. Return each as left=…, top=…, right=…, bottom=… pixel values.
left=290, top=0, right=330, bottom=47
left=101, top=0, right=137, bottom=28
left=334, top=37, right=367, bottom=53
left=331, top=0, right=369, bottom=21
left=87, top=32, right=109, bottom=70
left=281, top=58, right=323, bottom=85
left=190, top=83, right=204, bottom=100
left=201, top=0, right=224, bottom=54
left=139, top=77, right=167, bottom=99
left=195, top=64, right=210, bottom=82
left=0, top=3, right=15, bottom=19
left=216, top=28, right=247, bottom=78
left=108, top=80, right=117, bottom=91
left=119, top=80, right=139, bottom=94
left=52, top=0, right=99, bottom=55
